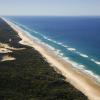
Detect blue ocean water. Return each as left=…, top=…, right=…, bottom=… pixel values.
left=6, top=16, right=100, bottom=81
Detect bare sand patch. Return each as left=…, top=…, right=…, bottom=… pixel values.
left=1, top=54, right=15, bottom=62
left=0, top=42, right=25, bottom=61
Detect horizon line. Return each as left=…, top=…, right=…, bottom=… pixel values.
left=1, top=15, right=100, bottom=17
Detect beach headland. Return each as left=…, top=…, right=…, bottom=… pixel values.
left=0, top=17, right=99, bottom=100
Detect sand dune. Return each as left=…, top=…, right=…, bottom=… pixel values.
left=1, top=54, right=15, bottom=62
left=0, top=42, right=25, bottom=61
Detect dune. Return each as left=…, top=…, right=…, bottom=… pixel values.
left=1, top=54, right=15, bottom=62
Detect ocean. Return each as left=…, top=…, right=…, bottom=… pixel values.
left=5, top=16, right=100, bottom=81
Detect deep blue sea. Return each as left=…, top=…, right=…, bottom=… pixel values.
left=6, top=16, right=100, bottom=81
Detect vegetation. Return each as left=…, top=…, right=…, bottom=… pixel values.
left=0, top=18, right=88, bottom=100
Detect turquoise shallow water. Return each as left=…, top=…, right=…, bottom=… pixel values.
left=6, top=16, right=100, bottom=81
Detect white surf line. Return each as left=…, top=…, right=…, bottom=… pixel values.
left=2, top=17, right=100, bottom=100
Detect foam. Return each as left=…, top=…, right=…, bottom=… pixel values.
left=37, top=42, right=100, bottom=82
left=76, top=52, right=88, bottom=58
left=91, top=59, right=100, bottom=65
left=6, top=18, right=70, bottom=50
left=8, top=18, right=99, bottom=58
left=5, top=17, right=100, bottom=83
left=67, top=48, right=76, bottom=51
left=62, top=58, right=100, bottom=83
left=62, top=44, right=68, bottom=48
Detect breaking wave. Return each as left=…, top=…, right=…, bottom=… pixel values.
left=6, top=17, right=100, bottom=82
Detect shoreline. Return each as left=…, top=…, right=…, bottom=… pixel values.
left=2, top=17, right=100, bottom=100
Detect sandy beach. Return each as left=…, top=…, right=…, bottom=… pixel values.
left=2, top=18, right=100, bottom=100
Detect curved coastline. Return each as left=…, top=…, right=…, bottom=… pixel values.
left=6, top=18, right=100, bottom=67
left=4, top=18, right=100, bottom=82
left=2, top=17, right=100, bottom=100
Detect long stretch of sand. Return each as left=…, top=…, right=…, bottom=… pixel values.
left=2, top=17, right=100, bottom=100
